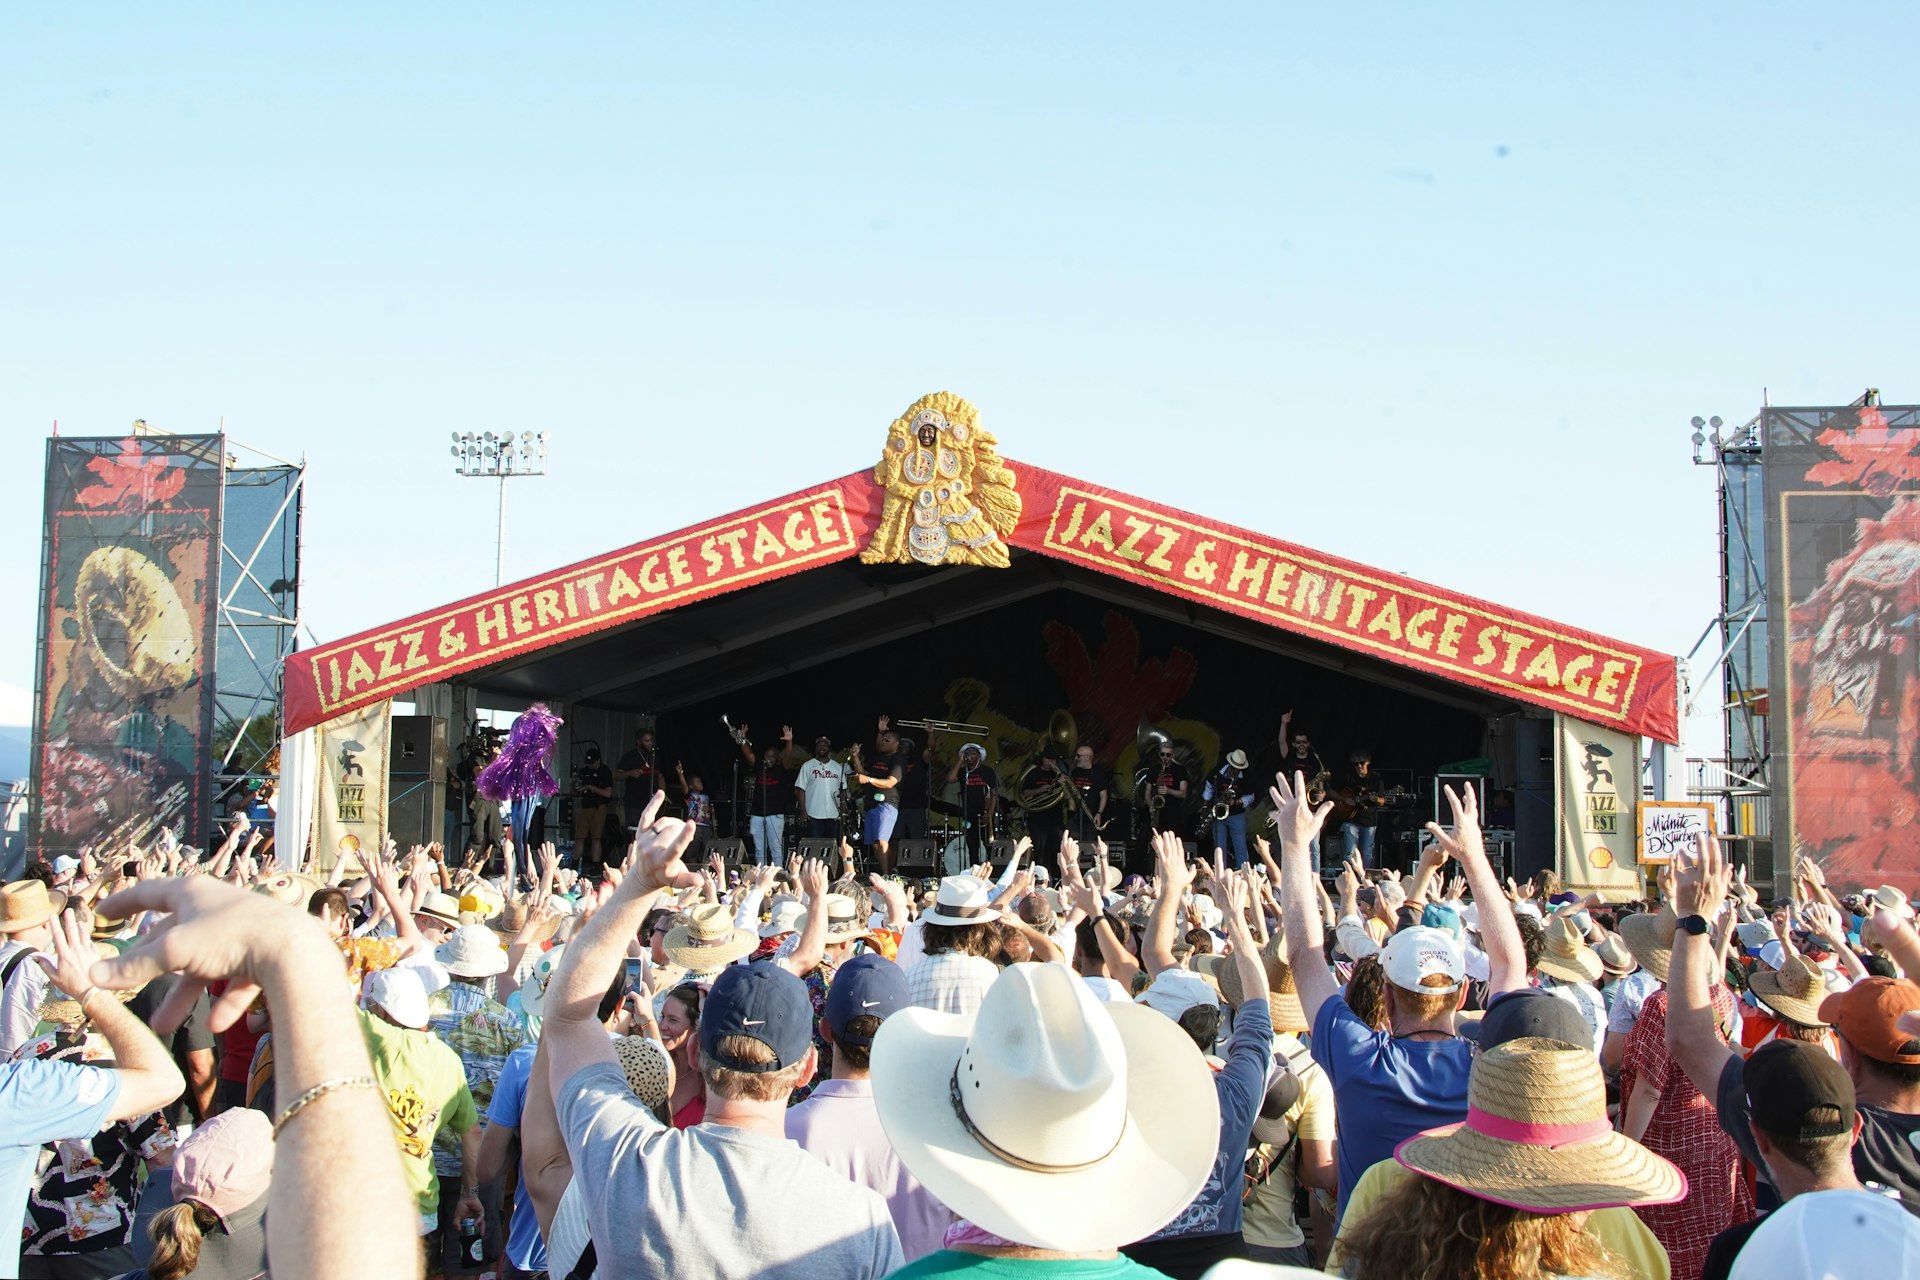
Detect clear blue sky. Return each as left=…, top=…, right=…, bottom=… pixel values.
left=4, top=4, right=1912, bottom=752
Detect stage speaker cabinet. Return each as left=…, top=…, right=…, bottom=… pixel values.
left=706, top=837, right=746, bottom=872
left=986, top=838, right=1017, bottom=873
left=796, top=838, right=842, bottom=873
left=388, top=715, right=448, bottom=849
left=895, top=838, right=939, bottom=874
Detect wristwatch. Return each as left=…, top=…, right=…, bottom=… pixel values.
left=1677, top=913, right=1710, bottom=937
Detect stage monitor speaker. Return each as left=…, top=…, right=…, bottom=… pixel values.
left=895, top=838, right=938, bottom=874
left=986, top=838, right=1018, bottom=871
left=706, top=837, right=746, bottom=871
left=796, top=838, right=842, bottom=873
left=389, top=715, right=448, bottom=849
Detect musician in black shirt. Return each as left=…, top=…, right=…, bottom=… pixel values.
left=572, top=746, right=614, bottom=878
left=895, top=737, right=931, bottom=842
left=614, top=729, right=664, bottom=829
left=1279, top=710, right=1330, bottom=871
left=738, top=725, right=800, bottom=866
left=1066, top=744, right=1112, bottom=843
left=1141, top=742, right=1190, bottom=835
left=948, top=743, right=999, bottom=864
left=1019, top=751, right=1069, bottom=860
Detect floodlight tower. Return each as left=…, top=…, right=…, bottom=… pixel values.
left=451, top=431, right=551, bottom=586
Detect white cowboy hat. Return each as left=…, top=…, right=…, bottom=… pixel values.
left=922, top=875, right=1001, bottom=927
left=870, top=961, right=1219, bottom=1252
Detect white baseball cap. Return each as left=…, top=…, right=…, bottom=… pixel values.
left=1729, top=1188, right=1919, bottom=1280
left=1134, top=969, right=1219, bottom=1022
left=363, top=966, right=431, bottom=1030
left=1381, top=925, right=1466, bottom=995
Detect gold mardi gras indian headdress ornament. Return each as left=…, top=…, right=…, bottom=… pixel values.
left=861, top=391, right=1021, bottom=568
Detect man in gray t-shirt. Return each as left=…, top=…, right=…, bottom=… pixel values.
left=547, top=799, right=904, bottom=1280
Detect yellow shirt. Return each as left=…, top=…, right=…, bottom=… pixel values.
left=1333, top=1158, right=1671, bottom=1280
left=1242, top=1033, right=1336, bottom=1250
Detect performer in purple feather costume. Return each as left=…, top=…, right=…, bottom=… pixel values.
left=476, top=702, right=562, bottom=855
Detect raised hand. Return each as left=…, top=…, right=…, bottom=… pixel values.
left=1671, top=831, right=1729, bottom=919
left=1152, top=830, right=1193, bottom=897
left=38, top=909, right=102, bottom=1000
left=799, top=856, right=830, bottom=903
left=1267, top=770, right=1333, bottom=854
left=622, top=792, right=700, bottom=896
left=1422, top=784, right=1486, bottom=868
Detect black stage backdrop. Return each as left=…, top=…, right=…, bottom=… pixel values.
left=651, top=590, right=1484, bottom=853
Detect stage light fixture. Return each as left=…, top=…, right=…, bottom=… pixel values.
left=1709, top=416, right=1723, bottom=430
left=1691, top=416, right=1706, bottom=430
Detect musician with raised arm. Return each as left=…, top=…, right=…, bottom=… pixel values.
left=849, top=716, right=906, bottom=875
left=1278, top=711, right=1330, bottom=871
left=738, top=724, right=800, bottom=867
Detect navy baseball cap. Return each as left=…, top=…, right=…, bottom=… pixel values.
left=699, top=962, right=814, bottom=1073
left=823, top=953, right=909, bottom=1046
left=1461, top=987, right=1592, bottom=1048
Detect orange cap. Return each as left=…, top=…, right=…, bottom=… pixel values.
left=1817, top=977, right=1920, bottom=1065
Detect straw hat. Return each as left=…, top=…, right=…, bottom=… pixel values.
left=1618, top=906, right=1677, bottom=984
left=805, top=894, right=866, bottom=943
left=663, top=904, right=757, bottom=973
left=416, top=892, right=463, bottom=929
left=1535, top=916, right=1604, bottom=984
left=39, top=983, right=141, bottom=1028
left=1217, top=935, right=1309, bottom=1033
left=614, top=1034, right=674, bottom=1110
left=870, top=962, right=1220, bottom=1252
left=1395, top=1037, right=1688, bottom=1213
left=1225, top=749, right=1249, bottom=771
left=1594, top=933, right=1636, bottom=978
left=0, top=881, right=67, bottom=934
left=1748, top=955, right=1831, bottom=1029
left=252, top=872, right=323, bottom=908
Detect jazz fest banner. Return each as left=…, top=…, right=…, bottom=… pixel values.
left=1767, top=403, right=1920, bottom=886
left=284, top=422, right=1679, bottom=743
left=313, top=700, right=390, bottom=877
left=33, top=434, right=223, bottom=857
left=1554, top=714, right=1641, bottom=898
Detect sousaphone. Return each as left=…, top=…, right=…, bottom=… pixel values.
left=1017, top=710, right=1081, bottom=813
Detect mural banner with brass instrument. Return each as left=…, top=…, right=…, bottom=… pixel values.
left=32, top=433, right=224, bottom=859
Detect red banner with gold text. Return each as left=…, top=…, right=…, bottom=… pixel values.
left=283, top=480, right=883, bottom=733
left=1004, top=465, right=1679, bottom=741
left=285, top=459, right=1678, bottom=741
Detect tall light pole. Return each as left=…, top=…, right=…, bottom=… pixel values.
left=451, top=431, right=550, bottom=585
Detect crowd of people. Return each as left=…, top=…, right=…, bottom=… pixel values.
left=4, top=777, right=1920, bottom=1279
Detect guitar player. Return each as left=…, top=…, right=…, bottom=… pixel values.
left=1333, top=748, right=1387, bottom=868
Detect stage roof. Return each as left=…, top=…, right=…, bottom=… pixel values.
left=284, top=404, right=1679, bottom=741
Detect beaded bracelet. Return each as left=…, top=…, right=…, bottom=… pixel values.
left=272, top=1075, right=379, bottom=1137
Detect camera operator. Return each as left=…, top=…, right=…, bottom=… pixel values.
left=573, top=746, right=614, bottom=879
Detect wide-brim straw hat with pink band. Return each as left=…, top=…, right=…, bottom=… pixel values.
left=1395, top=1036, right=1687, bottom=1213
